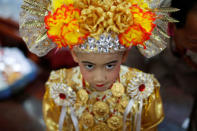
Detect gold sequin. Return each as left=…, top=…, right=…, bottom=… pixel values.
left=81, top=112, right=94, bottom=127
left=107, top=116, right=122, bottom=130
left=77, top=89, right=89, bottom=104
left=92, top=122, right=110, bottom=131
left=111, top=82, right=125, bottom=97
left=93, top=101, right=109, bottom=117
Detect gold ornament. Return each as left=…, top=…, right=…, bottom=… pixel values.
left=117, top=97, right=129, bottom=113
left=111, top=82, right=125, bottom=97
left=81, top=112, right=94, bottom=128
left=74, top=102, right=82, bottom=109
left=74, top=0, right=133, bottom=38
left=92, top=122, right=110, bottom=131
left=79, top=6, right=105, bottom=37
left=107, top=116, right=122, bottom=130
left=93, top=101, right=109, bottom=117
left=77, top=89, right=89, bottom=104
left=107, top=97, right=116, bottom=108
left=106, top=2, right=133, bottom=33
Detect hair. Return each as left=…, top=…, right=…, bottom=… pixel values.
left=171, top=0, right=197, bottom=28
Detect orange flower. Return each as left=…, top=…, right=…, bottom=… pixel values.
left=45, top=4, right=88, bottom=48
left=119, top=5, right=156, bottom=48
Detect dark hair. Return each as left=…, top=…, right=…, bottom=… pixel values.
left=171, top=0, right=197, bottom=28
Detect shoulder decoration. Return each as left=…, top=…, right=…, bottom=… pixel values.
left=127, top=72, right=154, bottom=100
left=123, top=72, right=155, bottom=131
left=50, top=83, right=76, bottom=106
left=49, top=82, right=79, bottom=131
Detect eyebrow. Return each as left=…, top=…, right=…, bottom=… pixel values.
left=105, top=60, right=118, bottom=65
left=81, top=60, right=118, bottom=65
left=81, top=61, right=95, bottom=65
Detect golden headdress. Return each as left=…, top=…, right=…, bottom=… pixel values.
left=19, top=0, right=179, bottom=58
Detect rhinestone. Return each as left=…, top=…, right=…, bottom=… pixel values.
left=100, top=35, right=105, bottom=42
left=89, top=45, right=95, bottom=50
left=81, top=44, right=86, bottom=49
left=108, top=42, right=113, bottom=48
left=96, top=41, right=102, bottom=46
left=114, top=37, right=119, bottom=43
left=114, top=47, right=119, bottom=51
left=103, top=47, right=109, bottom=53
left=104, top=42, right=108, bottom=46
left=106, top=35, right=112, bottom=43
left=88, top=37, right=95, bottom=43
left=98, top=46, right=103, bottom=52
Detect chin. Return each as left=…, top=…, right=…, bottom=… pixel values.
left=94, top=86, right=108, bottom=91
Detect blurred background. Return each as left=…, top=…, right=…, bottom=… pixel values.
left=0, top=0, right=196, bottom=131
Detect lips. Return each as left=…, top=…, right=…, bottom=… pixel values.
left=96, top=84, right=104, bottom=87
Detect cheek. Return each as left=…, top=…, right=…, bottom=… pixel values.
left=78, top=64, right=91, bottom=81
left=107, top=64, right=121, bottom=82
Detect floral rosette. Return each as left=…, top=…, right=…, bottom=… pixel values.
left=49, top=83, right=76, bottom=106
left=123, top=72, right=155, bottom=131
left=49, top=83, right=79, bottom=131
left=127, top=72, right=154, bottom=100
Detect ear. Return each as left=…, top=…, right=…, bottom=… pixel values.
left=122, top=50, right=129, bottom=63
left=71, top=50, right=79, bottom=63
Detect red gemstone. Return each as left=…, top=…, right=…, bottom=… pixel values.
left=59, top=93, right=66, bottom=99
left=139, top=84, right=145, bottom=92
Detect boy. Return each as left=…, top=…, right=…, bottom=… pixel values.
left=19, top=0, right=179, bottom=130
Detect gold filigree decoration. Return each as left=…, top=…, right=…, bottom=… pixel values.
left=75, top=0, right=133, bottom=38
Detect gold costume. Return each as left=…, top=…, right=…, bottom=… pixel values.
left=43, top=66, right=164, bottom=131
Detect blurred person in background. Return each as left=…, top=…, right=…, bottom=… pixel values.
left=170, top=0, right=197, bottom=130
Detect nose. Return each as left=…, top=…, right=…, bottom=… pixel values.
left=93, top=68, right=106, bottom=84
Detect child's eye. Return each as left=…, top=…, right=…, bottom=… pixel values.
left=85, top=64, right=94, bottom=70
left=105, top=64, right=115, bottom=70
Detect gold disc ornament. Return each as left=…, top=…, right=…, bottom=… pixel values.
left=107, top=116, right=123, bottom=130
left=93, top=101, right=109, bottom=118
left=81, top=112, right=94, bottom=128
left=111, top=82, right=125, bottom=97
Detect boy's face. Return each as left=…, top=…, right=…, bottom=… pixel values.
left=173, top=11, right=197, bottom=52
left=71, top=51, right=127, bottom=91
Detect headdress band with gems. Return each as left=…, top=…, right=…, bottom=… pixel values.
left=19, top=0, right=179, bottom=57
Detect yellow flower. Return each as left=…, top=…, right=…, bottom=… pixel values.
left=45, top=4, right=88, bottom=47
left=52, top=0, right=73, bottom=12
left=119, top=5, right=156, bottom=47
left=129, top=0, right=149, bottom=9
